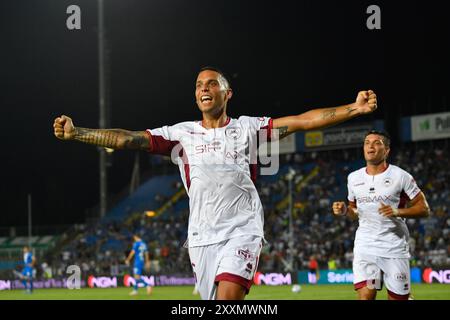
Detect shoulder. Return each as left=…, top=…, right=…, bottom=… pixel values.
left=236, top=116, right=271, bottom=128
left=389, top=164, right=413, bottom=178
left=348, top=167, right=365, bottom=181
left=168, top=121, right=199, bottom=131
left=173, top=120, right=198, bottom=127
left=150, top=121, right=198, bottom=130
left=150, top=121, right=198, bottom=140
left=238, top=115, right=272, bottom=120
left=236, top=115, right=252, bottom=124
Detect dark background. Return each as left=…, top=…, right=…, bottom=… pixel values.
left=1, top=0, right=449, bottom=228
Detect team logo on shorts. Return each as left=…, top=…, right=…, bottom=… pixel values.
left=395, top=273, right=407, bottom=281
left=383, top=178, right=392, bottom=187
left=245, top=263, right=253, bottom=273
left=225, top=127, right=242, bottom=140
left=236, top=248, right=254, bottom=261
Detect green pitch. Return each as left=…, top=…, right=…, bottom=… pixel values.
left=0, top=284, right=449, bottom=300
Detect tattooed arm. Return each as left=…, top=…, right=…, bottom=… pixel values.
left=272, top=90, right=377, bottom=139
left=53, top=115, right=151, bottom=151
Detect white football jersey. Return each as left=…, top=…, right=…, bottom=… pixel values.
left=146, top=116, right=272, bottom=247
left=347, top=164, right=421, bottom=258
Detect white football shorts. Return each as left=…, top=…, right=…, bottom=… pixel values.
left=353, top=251, right=410, bottom=298
left=188, top=234, right=263, bottom=300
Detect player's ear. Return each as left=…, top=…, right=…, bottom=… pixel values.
left=226, top=88, right=233, bottom=100
left=385, top=146, right=390, bottom=159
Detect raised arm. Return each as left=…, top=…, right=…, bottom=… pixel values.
left=53, top=115, right=151, bottom=151
left=272, top=90, right=377, bottom=139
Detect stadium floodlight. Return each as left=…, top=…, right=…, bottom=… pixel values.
left=27, top=194, right=32, bottom=248
left=98, top=0, right=110, bottom=218
left=286, top=167, right=296, bottom=273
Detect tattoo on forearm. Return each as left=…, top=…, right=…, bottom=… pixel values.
left=345, top=105, right=357, bottom=114
left=321, top=108, right=337, bottom=120
left=123, top=132, right=148, bottom=150
left=74, top=128, right=120, bottom=148
left=74, top=128, right=149, bottom=150
left=276, top=126, right=289, bottom=139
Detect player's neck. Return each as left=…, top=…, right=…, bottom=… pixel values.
left=201, top=111, right=229, bottom=129
left=366, top=161, right=389, bottom=176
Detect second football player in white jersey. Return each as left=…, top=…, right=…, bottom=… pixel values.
left=333, top=130, right=430, bottom=300
left=54, top=67, right=377, bottom=300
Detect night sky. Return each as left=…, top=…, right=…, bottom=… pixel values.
left=1, top=0, right=449, bottom=229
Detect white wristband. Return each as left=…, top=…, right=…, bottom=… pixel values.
left=392, top=207, right=399, bottom=217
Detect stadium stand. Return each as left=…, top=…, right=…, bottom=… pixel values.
left=17, top=140, right=449, bottom=279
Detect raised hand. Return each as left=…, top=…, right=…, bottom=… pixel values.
left=53, top=115, right=76, bottom=140
left=354, top=90, right=377, bottom=115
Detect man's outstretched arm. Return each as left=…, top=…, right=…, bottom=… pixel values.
left=272, top=90, right=377, bottom=139
left=53, top=115, right=151, bottom=151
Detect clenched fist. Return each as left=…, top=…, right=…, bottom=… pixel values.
left=354, top=90, right=377, bottom=115
left=53, top=115, right=76, bottom=140
left=378, top=203, right=399, bottom=217
left=332, top=201, right=347, bottom=216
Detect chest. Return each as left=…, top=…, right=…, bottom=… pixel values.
left=352, top=175, right=402, bottom=205
left=179, top=127, right=253, bottom=163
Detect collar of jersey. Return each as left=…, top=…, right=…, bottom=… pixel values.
left=198, top=117, right=232, bottom=130
left=364, top=163, right=391, bottom=178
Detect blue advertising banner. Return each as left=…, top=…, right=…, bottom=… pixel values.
left=298, top=268, right=423, bottom=285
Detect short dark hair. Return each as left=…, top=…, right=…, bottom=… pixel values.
left=365, top=130, right=391, bottom=147
left=198, top=66, right=231, bottom=89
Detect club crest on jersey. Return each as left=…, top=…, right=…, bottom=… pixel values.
left=383, top=178, right=392, bottom=187
left=236, top=248, right=254, bottom=261
left=225, top=127, right=242, bottom=140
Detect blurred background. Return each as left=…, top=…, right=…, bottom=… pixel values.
left=0, top=0, right=448, bottom=289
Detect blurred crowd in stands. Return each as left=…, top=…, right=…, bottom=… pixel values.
left=38, top=140, right=448, bottom=278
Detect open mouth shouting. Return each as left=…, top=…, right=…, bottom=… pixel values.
left=200, top=95, right=213, bottom=104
